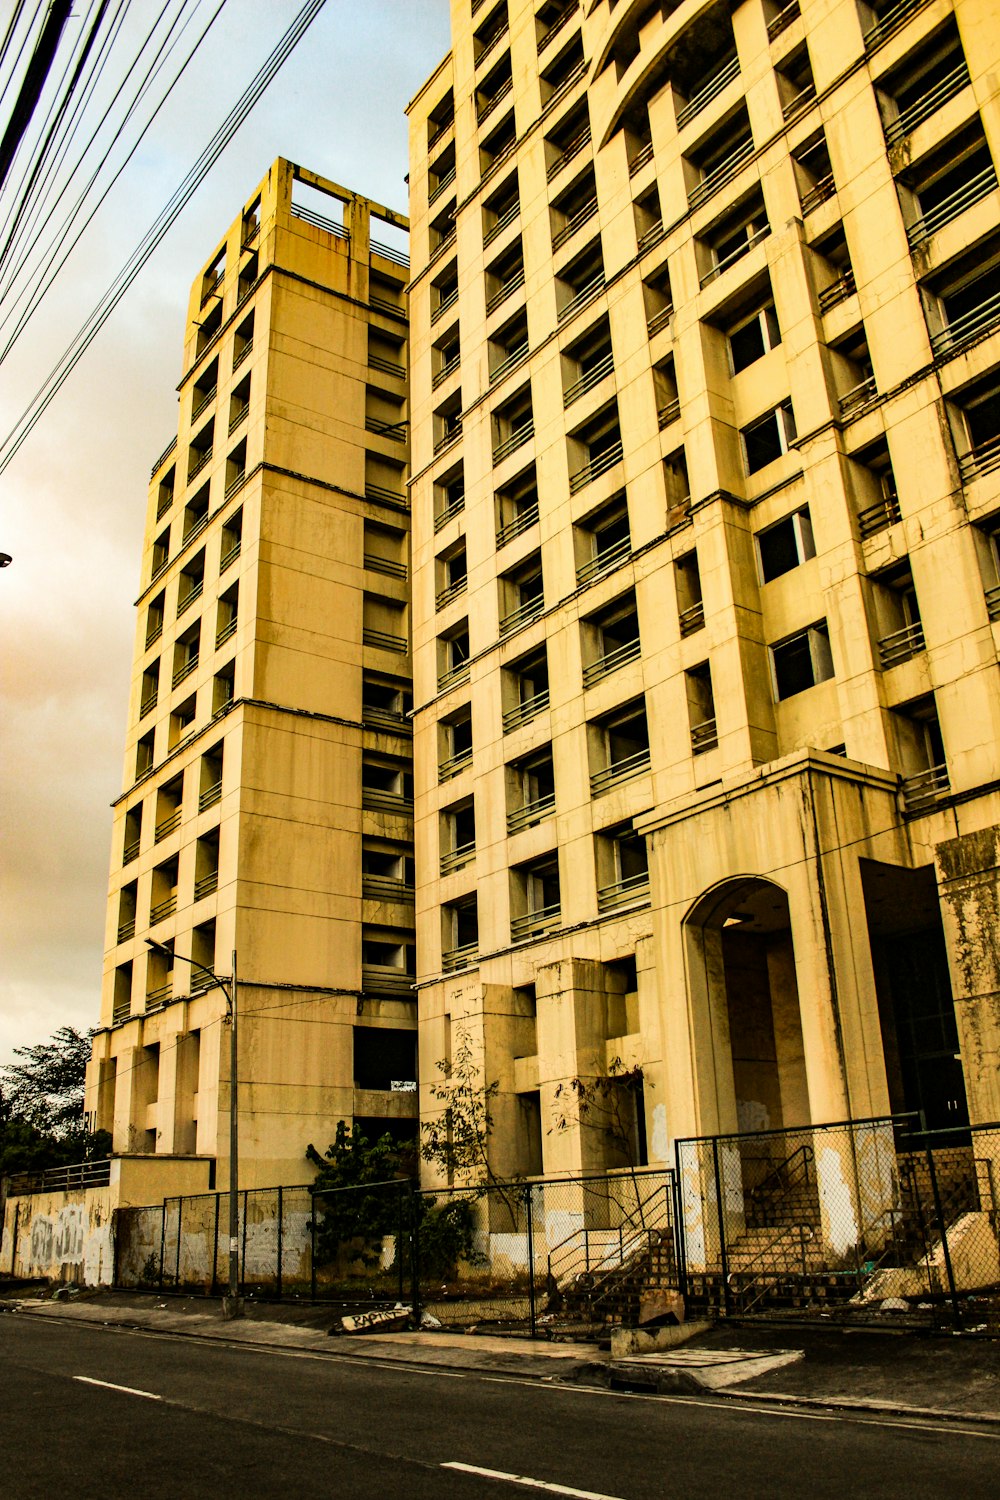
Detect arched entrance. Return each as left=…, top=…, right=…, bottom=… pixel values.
left=684, top=877, right=810, bottom=1136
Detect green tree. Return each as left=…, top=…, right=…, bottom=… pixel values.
left=420, top=1027, right=521, bottom=1226
left=0, top=1026, right=110, bottom=1177
left=306, top=1121, right=413, bottom=1268
left=552, top=1059, right=647, bottom=1174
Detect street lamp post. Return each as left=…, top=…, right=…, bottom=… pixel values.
left=146, top=938, right=240, bottom=1317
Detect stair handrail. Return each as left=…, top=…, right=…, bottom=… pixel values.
left=547, top=1179, right=672, bottom=1286
left=728, top=1222, right=811, bottom=1312
left=747, top=1142, right=814, bottom=1208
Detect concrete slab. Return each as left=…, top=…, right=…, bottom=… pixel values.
left=612, top=1347, right=804, bottom=1392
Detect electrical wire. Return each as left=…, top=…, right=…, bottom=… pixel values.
left=0, top=0, right=330, bottom=477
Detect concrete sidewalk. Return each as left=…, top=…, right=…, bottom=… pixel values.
left=3, top=1288, right=998, bottom=1424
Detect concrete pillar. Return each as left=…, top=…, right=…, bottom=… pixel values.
left=936, top=825, right=1000, bottom=1126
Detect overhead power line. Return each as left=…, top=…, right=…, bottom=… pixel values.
left=0, top=0, right=73, bottom=189
left=0, top=0, right=330, bottom=478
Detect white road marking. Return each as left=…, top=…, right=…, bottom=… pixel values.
left=74, top=1375, right=162, bottom=1401
left=442, top=1462, right=624, bottom=1498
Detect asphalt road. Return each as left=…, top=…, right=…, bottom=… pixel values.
left=1, top=1315, right=997, bottom=1500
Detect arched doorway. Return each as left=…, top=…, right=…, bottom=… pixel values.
left=684, top=877, right=810, bottom=1135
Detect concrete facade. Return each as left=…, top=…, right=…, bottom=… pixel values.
left=405, top=0, right=1000, bottom=1179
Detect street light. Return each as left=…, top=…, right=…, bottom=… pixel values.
left=146, top=938, right=240, bottom=1318
left=0, top=552, right=12, bottom=567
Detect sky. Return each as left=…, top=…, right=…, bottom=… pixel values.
left=0, top=0, right=451, bottom=1069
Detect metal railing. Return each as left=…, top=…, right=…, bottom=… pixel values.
left=839, top=374, right=878, bottom=418
left=140, top=690, right=157, bottom=718
left=959, top=432, right=1000, bottom=483
left=767, top=0, right=800, bottom=41
left=658, top=397, right=680, bottom=429
left=369, top=295, right=406, bottom=321
left=366, top=483, right=406, bottom=509
left=537, top=3, right=577, bottom=53
left=7, top=1158, right=112, bottom=1196
left=782, top=81, right=816, bottom=121
left=511, top=901, right=561, bottom=941
left=547, top=124, right=591, bottom=182
left=436, top=577, right=468, bottom=610
left=590, top=747, right=650, bottom=796
left=370, top=354, right=405, bottom=380
left=647, top=304, right=673, bottom=338
left=440, top=841, right=476, bottom=876
left=688, top=137, right=754, bottom=210
left=362, top=705, right=410, bottom=735
left=858, top=492, right=901, bottom=537
left=156, top=493, right=173, bottom=520
left=177, top=578, right=204, bottom=615
left=232, top=337, right=253, bottom=369
left=477, top=75, right=513, bottom=125
left=435, top=495, right=465, bottom=532
left=503, top=689, right=549, bottom=732
left=699, top=224, right=770, bottom=288
left=907, top=165, right=998, bottom=247
left=493, top=420, right=534, bottom=465
left=187, top=447, right=212, bottom=483
left=690, top=717, right=719, bottom=753
left=225, top=471, right=247, bottom=502
left=361, top=788, right=414, bottom=814
left=878, top=619, right=925, bottom=668
left=427, top=113, right=454, bottom=151
left=435, top=423, right=463, bottom=456
left=628, top=140, right=653, bottom=176
left=476, top=18, right=509, bottom=68
left=637, top=220, right=665, bottom=254
left=484, top=202, right=519, bottom=247
left=438, top=746, right=473, bottom=781
left=371, top=238, right=409, bottom=270
left=123, top=837, right=141, bottom=864
left=885, top=61, right=969, bottom=145
left=597, top=870, right=650, bottom=912
left=199, top=779, right=222, bottom=811
left=442, top=940, right=479, bottom=972
left=496, top=502, right=538, bottom=546
left=366, top=416, right=407, bottom=442
left=818, top=267, right=856, bottom=311
left=363, top=628, right=407, bottom=654
left=117, top=919, right=135, bottom=943
left=490, top=341, right=529, bottom=385
left=679, top=601, right=705, bottom=636
left=291, top=203, right=348, bottom=238
left=172, top=655, right=198, bottom=689
left=576, top=534, right=630, bottom=585
left=542, top=59, right=587, bottom=115
left=557, top=272, right=605, bottom=325
left=676, top=55, right=740, bottom=131
left=430, top=228, right=457, bottom=266
left=901, top=762, right=950, bottom=812
left=582, top=635, right=640, bottom=687
left=145, top=620, right=163, bottom=649
left=191, top=387, right=217, bottom=422
left=569, top=438, right=623, bottom=494
left=864, top=0, right=933, bottom=53
left=361, top=966, right=415, bottom=996
left=182, top=512, right=209, bottom=546
left=228, top=404, right=249, bottom=434
left=438, top=660, right=471, bottom=691
left=985, top=583, right=1000, bottom=622
left=362, top=875, right=414, bottom=903
left=563, top=352, right=613, bottom=407
left=364, top=553, right=407, bottom=581
left=433, top=356, right=461, bottom=389
left=500, top=594, right=544, bottom=637
left=432, top=288, right=459, bottom=324
left=219, top=539, right=241, bottom=571
left=150, top=435, right=177, bottom=479
left=155, top=810, right=181, bottom=841
left=553, top=195, right=598, bottom=251
left=486, top=266, right=525, bottom=314
left=930, top=287, right=1000, bottom=357
left=149, top=895, right=176, bottom=923
left=800, top=172, right=836, bottom=214
left=507, top=792, right=555, bottom=835
left=194, top=872, right=218, bottom=900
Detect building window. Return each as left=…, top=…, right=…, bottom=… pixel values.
left=506, top=747, right=555, bottom=834
left=596, top=826, right=649, bottom=912
left=511, top=855, right=561, bottom=942
left=581, top=592, right=640, bottom=688
left=771, top=622, right=834, bottom=700
left=685, top=663, right=718, bottom=753
left=442, top=896, right=479, bottom=971
left=728, top=298, right=781, bottom=374
left=199, top=743, right=224, bottom=811
left=438, top=620, right=471, bottom=690
left=502, top=645, right=549, bottom=731
left=742, top=400, right=796, bottom=475
left=439, top=706, right=472, bottom=780
left=499, top=552, right=544, bottom=636
left=575, top=495, right=630, bottom=585
left=675, top=551, right=704, bottom=635
left=757, top=507, right=815, bottom=583
left=589, top=700, right=650, bottom=795
left=440, top=799, right=476, bottom=876
left=169, top=693, right=197, bottom=749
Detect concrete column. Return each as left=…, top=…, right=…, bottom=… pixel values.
left=936, top=826, right=1000, bottom=1126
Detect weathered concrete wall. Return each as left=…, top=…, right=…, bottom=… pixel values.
left=1, top=1189, right=116, bottom=1285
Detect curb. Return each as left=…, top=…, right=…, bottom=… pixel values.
left=708, top=1386, right=1000, bottom=1428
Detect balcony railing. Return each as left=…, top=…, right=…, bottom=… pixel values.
left=371, top=238, right=409, bottom=271
left=767, top=0, right=800, bottom=41
left=538, top=4, right=577, bottom=53
left=8, top=1158, right=113, bottom=1196
left=542, top=59, right=587, bottom=115
left=485, top=201, right=519, bottom=247
left=438, top=659, right=471, bottom=691
left=155, top=810, right=181, bottom=841
left=553, top=195, right=598, bottom=251
left=435, top=494, right=465, bottom=532
left=839, top=374, right=878, bottom=418
left=440, top=841, right=476, bottom=876
left=500, top=594, right=544, bottom=637
left=907, top=166, right=998, bottom=247
left=493, top=420, right=534, bottom=465
left=491, top=341, right=530, bottom=386
left=232, top=337, right=253, bottom=370
left=430, top=229, right=457, bottom=269
left=577, top=535, right=630, bottom=586
left=370, top=295, right=406, bottom=322
left=361, top=788, right=414, bottom=814
left=362, top=704, right=411, bottom=735
left=486, top=266, right=525, bottom=314
left=362, top=874, right=415, bottom=903
left=511, top=901, right=561, bottom=942
left=182, top=512, right=209, bottom=546
left=679, top=601, right=705, bottom=636
left=547, top=124, right=591, bottom=182
left=228, top=403, right=249, bottom=434
left=140, top=690, right=157, bottom=718
left=176, top=579, right=204, bottom=615
left=123, top=837, right=141, bottom=864
left=432, top=287, right=459, bottom=323
left=427, top=114, right=454, bottom=151
left=438, top=746, right=473, bottom=780
left=864, top=0, right=933, bottom=53
left=365, top=484, right=406, bottom=510
left=361, top=966, right=415, bottom=995
left=507, top=792, right=555, bottom=835
left=433, top=356, right=461, bottom=390
left=901, top=762, right=950, bottom=813
left=569, top=438, right=623, bottom=494
left=503, top=688, right=549, bottom=732
left=800, top=173, right=836, bottom=214
left=187, top=446, right=213, bottom=483
left=700, top=224, right=770, bottom=288
left=858, top=492, right=901, bottom=537
left=818, top=267, right=856, bottom=311
left=145, top=620, right=163, bottom=649
left=930, top=288, right=1000, bottom=358
left=194, top=871, right=218, bottom=900
left=363, top=628, right=407, bottom=654
left=117, top=919, right=135, bottom=944
left=220, top=539, right=241, bottom=571
left=658, top=397, right=681, bottom=429
left=172, top=654, right=198, bottom=689
left=364, top=554, right=407, bottom=581
left=430, top=166, right=457, bottom=204
left=149, top=895, right=177, bottom=924
left=291, top=202, right=348, bottom=239
left=581, top=635, right=640, bottom=687
left=156, top=492, right=173, bottom=521
left=150, top=435, right=177, bottom=479
left=225, top=472, right=246, bottom=503
left=496, top=502, right=538, bottom=547
left=191, top=387, right=217, bottom=422
left=885, top=61, right=970, bottom=145
left=782, top=81, right=816, bottom=121
left=647, top=304, right=673, bottom=338
left=597, top=870, right=650, bottom=913
left=878, top=619, right=925, bottom=668
left=637, top=220, right=666, bottom=254
left=366, top=416, right=407, bottom=442
left=370, top=354, right=405, bottom=381
left=628, top=140, right=653, bottom=176
left=476, top=19, right=509, bottom=68
left=442, top=941, right=479, bottom=973
left=690, top=717, right=719, bottom=753
left=985, top=584, right=1000, bottom=622
left=436, top=577, right=468, bottom=610
left=688, top=137, right=754, bottom=211
left=557, top=273, right=605, bottom=325
left=199, top=778, right=222, bottom=811
left=112, top=1000, right=131, bottom=1025
left=590, top=748, right=650, bottom=796
left=435, top=422, right=463, bottom=455
left=563, top=352, right=613, bottom=407
left=676, top=55, right=740, bottom=131
left=959, top=433, right=1000, bottom=483
left=477, top=75, right=513, bottom=125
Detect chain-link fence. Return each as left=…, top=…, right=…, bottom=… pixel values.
left=674, top=1116, right=1000, bottom=1332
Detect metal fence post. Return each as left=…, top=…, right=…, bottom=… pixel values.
left=711, top=1137, right=731, bottom=1315
left=158, top=1202, right=167, bottom=1290
left=276, top=1185, right=283, bottom=1301
left=925, top=1140, right=962, bottom=1332
left=241, top=1188, right=248, bottom=1295
left=210, top=1192, right=220, bottom=1296
left=397, top=1183, right=405, bottom=1301
left=310, top=1192, right=317, bottom=1303
left=175, top=1197, right=183, bottom=1288
left=525, top=1183, right=536, bottom=1339
left=409, top=1183, right=421, bottom=1325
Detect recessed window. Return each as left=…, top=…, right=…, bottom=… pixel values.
left=729, top=301, right=781, bottom=374
left=742, top=400, right=796, bottom=475
left=757, top=507, right=815, bottom=583
left=771, top=622, right=834, bottom=700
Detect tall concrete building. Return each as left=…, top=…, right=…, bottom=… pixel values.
left=85, top=160, right=418, bottom=1190
left=406, top=0, right=1000, bottom=1180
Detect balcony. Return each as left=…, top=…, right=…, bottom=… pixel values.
left=597, top=870, right=650, bottom=913
left=907, top=166, right=998, bottom=248
left=436, top=577, right=468, bottom=610
left=499, top=595, right=544, bottom=637
left=885, top=60, right=970, bottom=145
left=858, top=493, right=901, bottom=537
left=558, top=273, right=605, bottom=325
left=435, top=493, right=465, bottom=532
left=767, top=0, right=800, bottom=41
left=199, top=779, right=222, bottom=811
left=187, top=447, right=213, bottom=483
left=576, top=535, right=630, bottom=586
left=440, top=841, right=476, bottom=876
left=112, top=1000, right=131, bottom=1025
left=864, top=0, right=932, bottom=52
left=194, top=872, right=218, bottom=900
left=493, top=420, right=534, bottom=465
left=637, top=220, right=666, bottom=255
left=647, top=304, right=673, bottom=338
left=150, top=436, right=177, bottom=480
left=139, top=690, right=157, bottom=718
left=547, top=124, right=591, bottom=182
left=371, top=238, right=409, bottom=272
left=930, top=288, right=1000, bottom=358
left=438, top=660, right=471, bottom=692
left=564, top=352, right=613, bottom=407
left=123, top=837, right=141, bottom=864
left=192, top=387, right=217, bottom=422
left=818, top=268, right=856, bottom=312
left=490, top=341, right=530, bottom=386
left=485, top=202, right=519, bottom=248
left=700, top=224, right=769, bottom=288
left=478, top=76, right=513, bottom=125
left=362, top=704, right=410, bottom=735
left=362, top=874, right=414, bottom=903
left=628, top=141, right=653, bottom=177
left=429, top=166, right=457, bottom=204
left=569, top=438, right=623, bottom=494
left=507, top=792, right=555, bottom=835
left=839, top=375, right=878, bottom=419
left=117, top=919, right=135, bottom=944
left=657, top=397, right=681, bottom=430
left=678, top=601, right=705, bottom=636
left=878, top=619, right=925, bottom=668
left=433, top=355, right=461, bottom=390
left=435, top=420, right=463, bottom=456
left=511, top=902, right=561, bottom=942
left=149, top=895, right=177, bottom=924
left=590, top=748, right=650, bottom=796
left=496, top=502, right=539, bottom=547
left=220, top=539, right=241, bottom=571
left=959, top=433, right=1000, bottom=483
left=782, top=81, right=816, bottom=122
left=553, top=195, right=598, bottom=251
left=370, top=353, right=405, bottom=381
left=688, top=137, right=754, bottom=211
left=442, top=941, right=479, bottom=973
left=366, top=416, right=407, bottom=443
left=901, top=762, right=950, bottom=813
left=800, top=173, right=836, bottom=214
left=363, top=628, right=407, bottom=654
left=361, top=787, right=414, bottom=814
left=676, top=56, right=740, bottom=132
left=476, top=18, right=509, bottom=68
left=364, top=553, right=407, bottom=581
left=172, top=655, right=198, bottom=689
left=155, top=811, right=181, bottom=842
left=538, top=4, right=577, bottom=53
left=432, top=287, right=459, bottom=324
left=361, top=965, right=415, bottom=996
left=985, top=584, right=1000, bottom=622
left=486, top=266, right=525, bottom=315
left=502, top=689, right=549, bottom=732
left=690, top=717, right=719, bottom=754
left=543, top=59, right=587, bottom=116
left=177, top=580, right=204, bottom=615
left=145, top=983, right=172, bottom=1012
left=438, top=746, right=473, bottom=781
left=581, top=636, right=640, bottom=688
